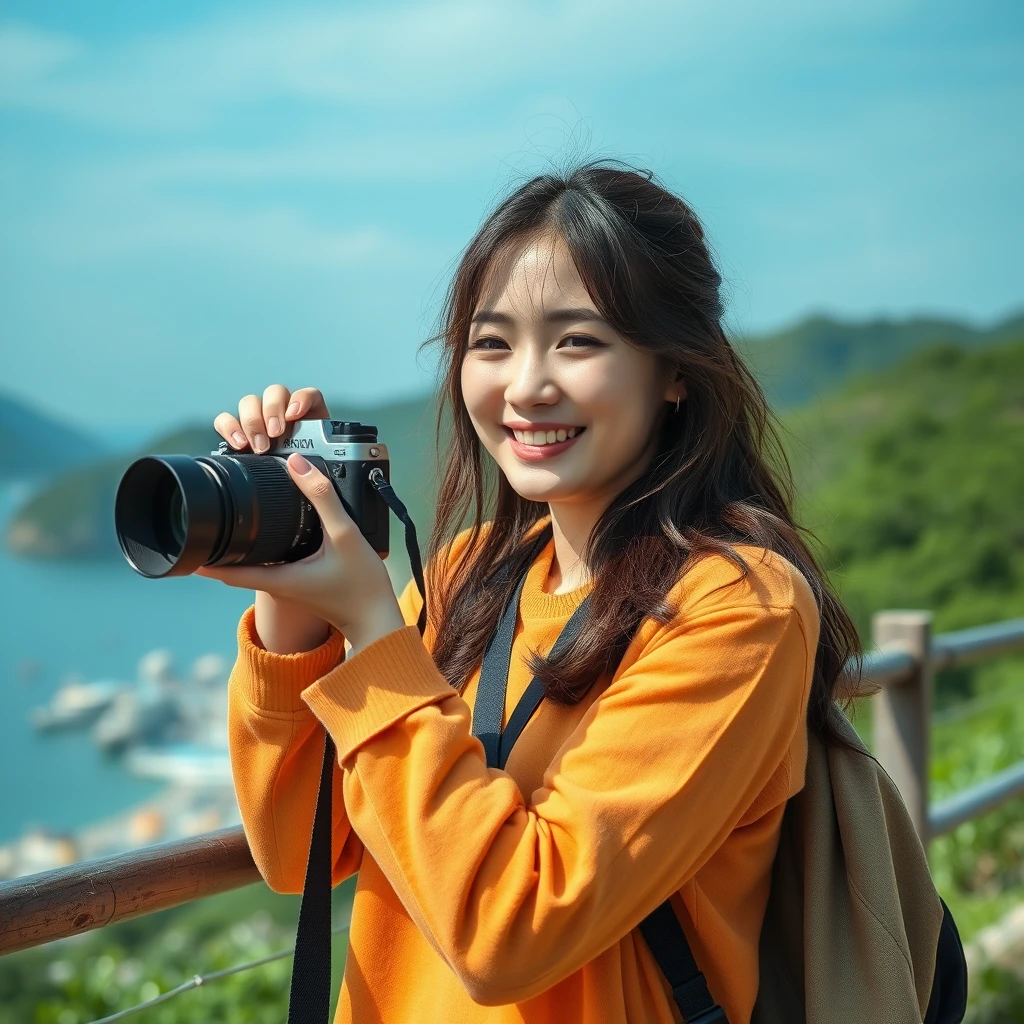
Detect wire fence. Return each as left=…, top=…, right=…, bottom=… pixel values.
left=85, top=921, right=350, bottom=1024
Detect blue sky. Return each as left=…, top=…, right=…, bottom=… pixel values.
left=1, top=0, right=1021, bottom=436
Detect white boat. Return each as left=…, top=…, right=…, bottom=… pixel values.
left=92, top=690, right=182, bottom=754
left=124, top=744, right=232, bottom=785
left=29, top=680, right=124, bottom=732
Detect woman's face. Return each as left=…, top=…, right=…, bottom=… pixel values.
left=461, top=232, right=682, bottom=515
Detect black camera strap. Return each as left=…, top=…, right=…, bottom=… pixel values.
left=286, top=477, right=425, bottom=1023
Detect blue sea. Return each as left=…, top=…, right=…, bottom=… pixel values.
left=0, top=480, right=253, bottom=843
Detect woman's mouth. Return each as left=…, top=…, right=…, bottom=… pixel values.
left=503, top=426, right=586, bottom=462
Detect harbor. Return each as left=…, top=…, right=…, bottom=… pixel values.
left=1, top=645, right=239, bottom=881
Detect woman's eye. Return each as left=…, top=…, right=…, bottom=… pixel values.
left=467, top=336, right=509, bottom=351
left=561, top=334, right=602, bottom=349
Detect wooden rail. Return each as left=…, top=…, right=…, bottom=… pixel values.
left=2, top=613, right=1023, bottom=957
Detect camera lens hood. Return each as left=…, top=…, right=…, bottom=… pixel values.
left=114, top=455, right=228, bottom=578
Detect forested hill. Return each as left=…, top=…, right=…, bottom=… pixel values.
left=738, top=309, right=1024, bottom=409
left=783, top=340, right=1024, bottom=637
left=0, top=390, right=105, bottom=478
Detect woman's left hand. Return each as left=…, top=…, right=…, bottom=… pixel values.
left=195, top=452, right=405, bottom=653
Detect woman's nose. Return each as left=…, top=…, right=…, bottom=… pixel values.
left=504, top=348, right=560, bottom=407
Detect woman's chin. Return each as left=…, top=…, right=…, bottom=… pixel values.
left=502, top=473, right=586, bottom=506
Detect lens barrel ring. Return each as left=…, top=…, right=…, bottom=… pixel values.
left=236, top=455, right=320, bottom=564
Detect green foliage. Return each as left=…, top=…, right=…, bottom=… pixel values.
left=0, top=881, right=354, bottom=1024
left=964, top=964, right=1024, bottom=1024
left=786, top=341, right=1024, bottom=639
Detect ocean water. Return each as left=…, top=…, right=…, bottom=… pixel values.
left=0, top=481, right=253, bottom=843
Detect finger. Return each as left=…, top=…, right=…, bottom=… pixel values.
left=238, top=394, right=269, bottom=454
left=285, top=387, right=331, bottom=421
left=286, top=453, right=353, bottom=537
left=214, top=411, right=249, bottom=450
left=262, top=384, right=291, bottom=439
left=195, top=562, right=300, bottom=592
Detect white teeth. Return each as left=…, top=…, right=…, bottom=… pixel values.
left=511, top=427, right=583, bottom=446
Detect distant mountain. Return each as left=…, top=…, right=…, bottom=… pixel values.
left=0, top=390, right=106, bottom=480
left=3, top=396, right=444, bottom=585
left=6, top=307, right=1023, bottom=567
left=736, top=309, right=1024, bottom=409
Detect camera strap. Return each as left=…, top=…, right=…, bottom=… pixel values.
left=286, top=477, right=426, bottom=1024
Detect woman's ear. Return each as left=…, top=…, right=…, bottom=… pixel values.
left=663, top=369, right=687, bottom=404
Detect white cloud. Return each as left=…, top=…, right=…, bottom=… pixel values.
left=0, top=1, right=907, bottom=130
left=0, top=24, right=79, bottom=95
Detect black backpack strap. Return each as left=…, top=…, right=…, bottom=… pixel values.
left=476, top=539, right=728, bottom=1023
left=639, top=901, right=727, bottom=1022
left=494, top=594, right=591, bottom=769
left=473, top=567, right=531, bottom=768
left=471, top=525, right=553, bottom=768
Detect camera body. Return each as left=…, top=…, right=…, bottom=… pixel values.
left=114, top=419, right=390, bottom=579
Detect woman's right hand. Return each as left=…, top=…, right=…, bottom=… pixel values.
left=213, top=385, right=337, bottom=655
left=213, top=384, right=331, bottom=454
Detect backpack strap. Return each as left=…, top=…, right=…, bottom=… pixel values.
left=639, top=903, right=728, bottom=1023
left=472, top=539, right=728, bottom=1023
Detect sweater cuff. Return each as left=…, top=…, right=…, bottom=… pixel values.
left=300, top=625, right=453, bottom=762
left=235, top=604, right=347, bottom=714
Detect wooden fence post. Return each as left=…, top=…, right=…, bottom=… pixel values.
left=872, top=610, right=934, bottom=845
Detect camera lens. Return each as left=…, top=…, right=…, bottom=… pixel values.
left=114, top=453, right=322, bottom=578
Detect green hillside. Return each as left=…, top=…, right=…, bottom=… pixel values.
left=783, top=340, right=1024, bottom=637
left=0, top=389, right=105, bottom=480
left=738, top=308, right=1024, bottom=409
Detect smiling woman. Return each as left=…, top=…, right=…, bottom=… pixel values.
left=461, top=236, right=683, bottom=578
left=219, top=161, right=864, bottom=1024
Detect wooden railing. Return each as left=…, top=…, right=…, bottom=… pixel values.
left=2, top=611, right=1023, bottom=957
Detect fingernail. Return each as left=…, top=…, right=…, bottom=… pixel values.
left=231, top=431, right=246, bottom=448
left=289, top=453, right=311, bottom=474
left=268, top=416, right=281, bottom=436
left=253, top=433, right=268, bottom=453
left=286, top=402, right=300, bottom=418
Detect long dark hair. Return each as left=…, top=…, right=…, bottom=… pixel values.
left=422, top=160, right=862, bottom=748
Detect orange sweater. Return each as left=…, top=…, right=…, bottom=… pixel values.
left=227, top=523, right=819, bottom=1023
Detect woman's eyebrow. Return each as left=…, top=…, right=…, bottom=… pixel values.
left=470, top=307, right=608, bottom=326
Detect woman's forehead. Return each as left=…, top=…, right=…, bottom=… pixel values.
left=474, top=233, right=595, bottom=322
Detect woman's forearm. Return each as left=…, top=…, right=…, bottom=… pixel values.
left=254, top=590, right=333, bottom=654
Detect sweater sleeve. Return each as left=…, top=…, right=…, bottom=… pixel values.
left=298, top=566, right=817, bottom=1004
left=227, top=577, right=424, bottom=893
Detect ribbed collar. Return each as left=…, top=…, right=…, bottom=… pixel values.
left=518, top=519, right=594, bottom=620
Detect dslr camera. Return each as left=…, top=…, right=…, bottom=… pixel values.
left=114, top=420, right=390, bottom=578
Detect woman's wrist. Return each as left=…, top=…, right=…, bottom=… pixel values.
left=343, top=598, right=407, bottom=658
left=254, top=590, right=332, bottom=654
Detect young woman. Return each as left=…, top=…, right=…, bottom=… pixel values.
left=198, top=162, right=861, bottom=1023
